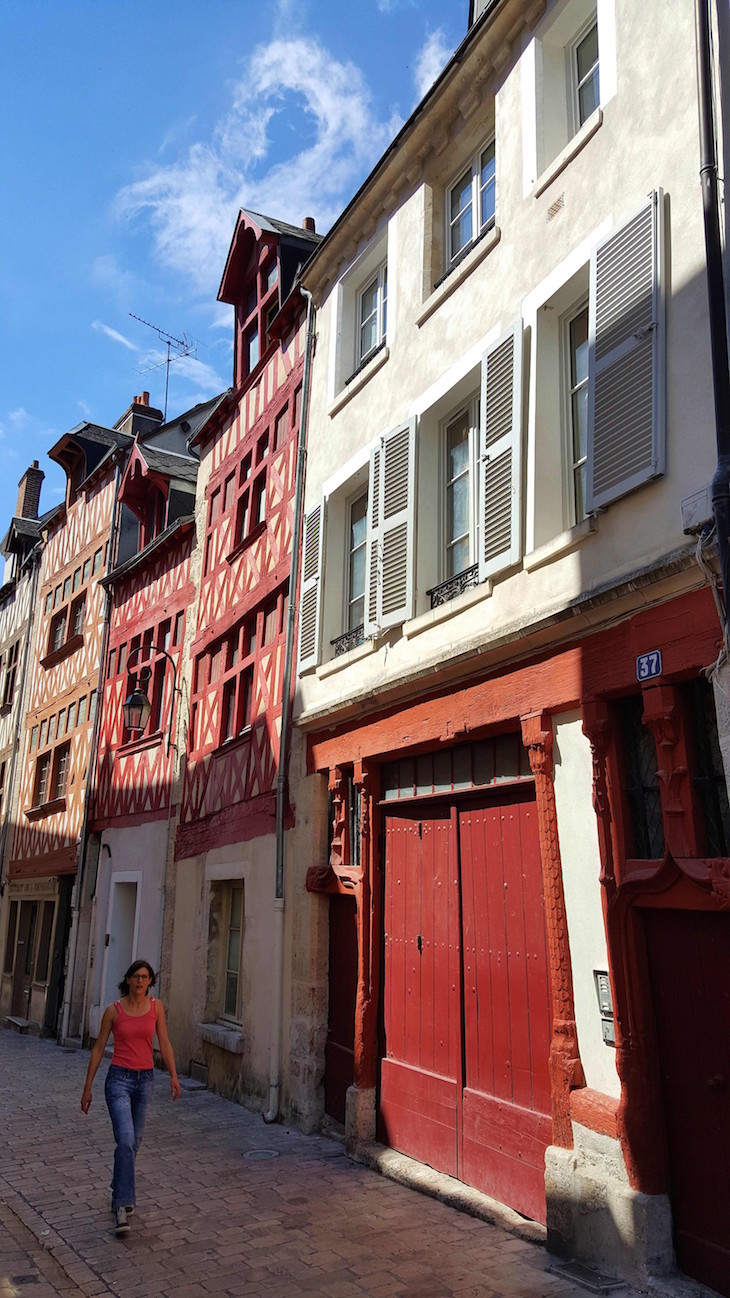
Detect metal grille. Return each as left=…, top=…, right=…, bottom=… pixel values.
left=382, top=734, right=529, bottom=801
left=427, top=564, right=479, bottom=609
left=331, top=625, right=364, bottom=656
left=619, top=696, right=665, bottom=859
left=686, top=678, right=730, bottom=856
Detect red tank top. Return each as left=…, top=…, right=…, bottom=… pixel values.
left=111, top=997, right=157, bottom=1069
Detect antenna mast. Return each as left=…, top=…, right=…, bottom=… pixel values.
left=128, top=313, right=198, bottom=421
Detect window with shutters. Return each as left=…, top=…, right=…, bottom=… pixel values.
left=1, top=638, right=19, bottom=708
left=528, top=191, right=664, bottom=555
left=527, top=0, right=615, bottom=186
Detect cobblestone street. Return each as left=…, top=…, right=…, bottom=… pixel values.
left=0, top=1030, right=634, bottom=1298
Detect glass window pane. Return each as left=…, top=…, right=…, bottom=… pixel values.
left=448, top=475, right=469, bottom=544
left=480, top=142, right=496, bottom=227
left=230, top=886, right=243, bottom=930
left=570, top=309, right=589, bottom=387
left=350, top=546, right=366, bottom=602
left=576, top=24, right=599, bottom=81
left=350, top=494, right=367, bottom=549
left=360, top=277, right=378, bottom=325
left=350, top=595, right=365, bottom=628
left=247, top=327, right=259, bottom=372
left=224, top=973, right=238, bottom=1018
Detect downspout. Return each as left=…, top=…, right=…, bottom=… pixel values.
left=59, top=456, right=123, bottom=1043
left=0, top=546, right=42, bottom=897
left=264, top=286, right=315, bottom=1123
left=696, top=0, right=730, bottom=644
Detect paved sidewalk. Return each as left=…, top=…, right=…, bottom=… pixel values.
left=0, top=1030, right=662, bottom=1298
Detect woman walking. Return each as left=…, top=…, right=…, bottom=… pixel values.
left=80, top=960, right=180, bottom=1234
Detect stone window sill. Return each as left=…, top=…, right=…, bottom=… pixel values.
left=403, top=578, right=493, bottom=641
left=200, top=1022, right=244, bottom=1054
left=328, top=347, right=389, bottom=418
left=416, top=225, right=501, bottom=328
left=523, top=517, right=596, bottom=573
left=533, top=109, right=603, bottom=199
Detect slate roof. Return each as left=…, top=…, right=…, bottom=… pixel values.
left=139, top=446, right=198, bottom=484
left=241, top=209, right=324, bottom=245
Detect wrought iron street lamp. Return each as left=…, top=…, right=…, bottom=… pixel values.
left=122, top=643, right=179, bottom=756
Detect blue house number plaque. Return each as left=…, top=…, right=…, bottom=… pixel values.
left=636, top=650, right=662, bottom=681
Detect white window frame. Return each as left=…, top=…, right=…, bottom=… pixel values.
left=221, top=881, right=244, bottom=1023
left=562, top=298, right=590, bottom=527
left=356, top=262, right=387, bottom=367
left=346, top=489, right=368, bottom=632
left=440, top=397, right=480, bottom=580
left=446, top=139, right=496, bottom=269
left=568, top=16, right=600, bottom=135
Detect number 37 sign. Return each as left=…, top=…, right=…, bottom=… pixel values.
left=636, top=650, right=662, bottom=681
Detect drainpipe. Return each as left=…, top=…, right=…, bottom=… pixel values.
left=59, top=457, right=123, bottom=1043
left=0, top=545, right=42, bottom=897
left=264, top=286, right=315, bottom=1123
left=696, top=0, right=730, bottom=644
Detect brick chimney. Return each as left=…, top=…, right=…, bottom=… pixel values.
left=16, top=460, right=44, bottom=520
left=303, top=217, right=316, bottom=234
left=115, top=390, right=164, bottom=438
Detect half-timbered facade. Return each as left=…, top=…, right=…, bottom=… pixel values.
left=291, top=1, right=730, bottom=1292
left=0, top=463, right=47, bottom=1023
left=167, top=210, right=320, bottom=1109
left=4, top=424, right=130, bottom=1033
left=83, top=398, right=226, bottom=1039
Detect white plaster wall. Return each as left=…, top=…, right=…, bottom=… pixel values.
left=297, top=0, right=713, bottom=721
left=87, top=820, right=168, bottom=1036
left=553, top=709, right=619, bottom=1098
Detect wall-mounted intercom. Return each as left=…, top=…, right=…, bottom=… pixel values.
left=594, top=970, right=616, bottom=1047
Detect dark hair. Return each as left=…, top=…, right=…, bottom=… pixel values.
left=118, top=960, right=157, bottom=996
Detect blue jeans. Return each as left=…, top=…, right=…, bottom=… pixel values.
left=104, top=1065, right=154, bottom=1209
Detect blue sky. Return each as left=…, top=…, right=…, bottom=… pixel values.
left=0, top=0, right=466, bottom=530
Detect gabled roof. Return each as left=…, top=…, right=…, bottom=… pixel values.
left=137, top=445, right=198, bottom=484
left=240, top=209, right=324, bottom=245
left=49, top=421, right=133, bottom=496
left=218, top=209, right=321, bottom=306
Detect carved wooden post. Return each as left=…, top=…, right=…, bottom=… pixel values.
left=329, top=765, right=347, bottom=870
left=521, top=710, right=584, bottom=1148
left=353, top=760, right=378, bottom=1092
left=641, top=684, right=700, bottom=858
left=582, top=700, right=667, bottom=1194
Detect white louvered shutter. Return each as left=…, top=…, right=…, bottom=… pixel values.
left=365, top=418, right=417, bottom=633
left=478, top=323, right=524, bottom=582
left=364, top=443, right=381, bottom=639
left=298, top=502, right=324, bottom=671
left=587, top=189, right=665, bottom=512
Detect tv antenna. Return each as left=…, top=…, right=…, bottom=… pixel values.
left=129, top=313, right=199, bottom=421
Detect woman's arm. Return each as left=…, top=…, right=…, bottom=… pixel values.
left=80, top=1005, right=117, bottom=1113
left=155, top=1002, right=181, bottom=1100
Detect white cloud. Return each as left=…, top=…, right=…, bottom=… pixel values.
left=91, top=253, right=143, bottom=304
left=92, top=320, right=138, bottom=351
left=78, top=399, right=93, bottom=419
left=414, top=28, right=453, bottom=99
left=116, top=36, right=401, bottom=297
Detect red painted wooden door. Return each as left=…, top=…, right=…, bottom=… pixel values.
left=379, top=808, right=462, bottom=1175
left=644, top=909, right=730, bottom=1297
left=379, top=791, right=552, bottom=1222
left=325, top=895, right=358, bottom=1124
left=459, top=794, right=552, bottom=1222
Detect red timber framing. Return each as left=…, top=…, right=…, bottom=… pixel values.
left=306, top=584, right=727, bottom=1229
left=91, top=529, right=194, bottom=831
left=177, top=211, right=318, bottom=859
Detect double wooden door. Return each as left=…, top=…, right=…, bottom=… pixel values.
left=378, top=789, right=552, bottom=1222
